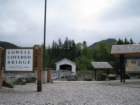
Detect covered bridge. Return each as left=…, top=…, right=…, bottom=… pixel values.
left=56, top=58, right=76, bottom=75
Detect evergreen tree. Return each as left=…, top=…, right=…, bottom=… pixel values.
left=46, top=37, right=135, bottom=71
left=117, top=38, right=124, bottom=45
left=124, top=38, right=129, bottom=44
left=130, top=38, right=134, bottom=44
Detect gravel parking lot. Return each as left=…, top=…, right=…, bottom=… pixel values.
left=0, top=80, right=140, bottom=105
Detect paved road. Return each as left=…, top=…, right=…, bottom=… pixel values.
left=0, top=80, right=140, bottom=105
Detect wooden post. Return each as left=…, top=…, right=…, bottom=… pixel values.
left=47, top=69, right=53, bottom=83
left=34, top=46, right=43, bottom=92
left=0, top=69, right=2, bottom=88
left=106, top=69, right=109, bottom=75
left=0, top=67, right=4, bottom=88
left=94, top=69, right=96, bottom=80
left=123, top=58, right=126, bottom=83
left=0, top=48, right=4, bottom=88
left=119, top=54, right=125, bottom=83
left=119, top=55, right=122, bottom=82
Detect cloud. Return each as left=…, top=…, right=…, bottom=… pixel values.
left=101, top=0, right=140, bottom=20
left=0, top=0, right=44, bottom=46
left=0, top=0, right=140, bottom=46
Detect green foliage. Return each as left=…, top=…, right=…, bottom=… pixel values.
left=96, top=72, right=107, bottom=81
left=2, top=81, right=14, bottom=88
left=117, top=38, right=135, bottom=45
left=107, top=74, right=116, bottom=80
left=45, top=38, right=135, bottom=71
left=92, top=43, right=114, bottom=62
left=130, top=38, right=134, bottom=44
left=45, top=38, right=81, bottom=68
left=117, top=38, right=124, bottom=45
left=76, top=56, right=92, bottom=71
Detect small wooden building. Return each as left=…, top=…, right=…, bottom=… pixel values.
left=91, top=62, right=113, bottom=80
left=111, top=44, right=140, bottom=83
left=56, top=58, right=76, bottom=75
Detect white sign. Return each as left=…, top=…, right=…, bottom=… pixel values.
left=5, top=49, right=33, bottom=71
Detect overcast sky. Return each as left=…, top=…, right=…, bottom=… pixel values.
left=0, top=0, right=140, bottom=46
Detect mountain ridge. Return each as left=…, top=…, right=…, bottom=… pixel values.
left=0, top=38, right=117, bottom=49
left=89, top=38, right=117, bottom=48
left=0, top=41, right=19, bottom=48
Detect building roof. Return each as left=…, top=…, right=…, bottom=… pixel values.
left=55, top=58, right=76, bottom=65
left=91, top=62, right=113, bottom=69
left=111, top=44, right=140, bottom=55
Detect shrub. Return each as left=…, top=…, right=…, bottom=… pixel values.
left=13, top=76, right=36, bottom=85
left=2, top=81, right=14, bottom=88
left=25, top=77, right=36, bottom=83
left=97, top=73, right=107, bottom=81
left=66, top=75, right=77, bottom=81
left=14, top=77, right=26, bottom=85
left=125, top=74, right=130, bottom=79
left=108, top=74, right=116, bottom=80
left=84, top=78, right=92, bottom=81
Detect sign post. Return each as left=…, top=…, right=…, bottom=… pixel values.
left=0, top=48, right=4, bottom=88
left=34, top=46, right=43, bottom=92
left=0, top=46, right=43, bottom=91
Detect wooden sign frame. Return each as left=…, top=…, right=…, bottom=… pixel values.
left=0, top=46, right=43, bottom=92
left=5, top=48, right=34, bottom=72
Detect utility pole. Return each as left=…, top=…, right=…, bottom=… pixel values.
left=43, top=0, right=47, bottom=70
left=37, top=0, right=47, bottom=92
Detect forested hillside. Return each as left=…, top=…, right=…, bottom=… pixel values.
left=0, top=38, right=135, bottom=71
left=45, top=38, right=135, bottom=71
left=0, top=41, right=19, bottom=48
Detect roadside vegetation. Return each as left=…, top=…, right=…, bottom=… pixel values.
left=45, top=38, right=135, bottom=81
left=45, top=38, right=134, bottom=70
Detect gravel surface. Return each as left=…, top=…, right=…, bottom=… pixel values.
left=0, top=81, right=140, bottom=105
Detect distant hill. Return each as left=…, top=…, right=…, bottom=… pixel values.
left=89, top=39, right=117, bottom=48
left=0, top=41, right=19, bottom=48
